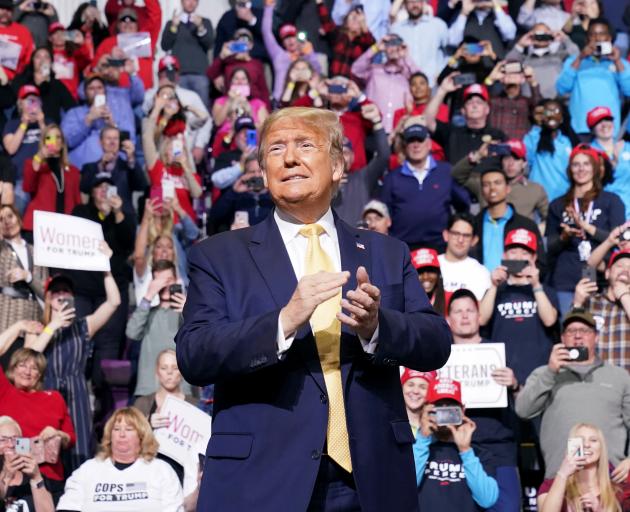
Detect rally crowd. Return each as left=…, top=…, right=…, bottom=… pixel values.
left=0, top=0, right=630, bottom=510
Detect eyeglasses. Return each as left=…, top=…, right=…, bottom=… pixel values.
left=16, top=362, right=40, bottom=373
left=448, top=230, right=473, bottom=240
left=564, top=327, right=595, bottom=337
left=0, top=436, right=17, bottom=445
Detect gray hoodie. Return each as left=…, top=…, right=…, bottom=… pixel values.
left=515, top=359, right=630, bottom=478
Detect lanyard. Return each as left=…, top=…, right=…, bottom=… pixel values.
left=573, top=198, right=594, bottom=225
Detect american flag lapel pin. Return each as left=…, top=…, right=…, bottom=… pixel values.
left=356, top=242, right=365, bottom=250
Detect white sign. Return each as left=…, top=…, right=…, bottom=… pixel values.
left=155, top=396, right=211, bottom=465
left=0, top=38, right=22, bottom=71
left=117, top=32, right=152, bottom=58
left=33, top=211, right=110, bottom=271
left=437, top=343, right=507, bottom=408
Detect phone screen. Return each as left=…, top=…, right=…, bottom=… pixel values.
left=501, top=259, right=529, bottom=275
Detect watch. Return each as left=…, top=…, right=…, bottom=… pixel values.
left=31, top=479, right=45, bottom=489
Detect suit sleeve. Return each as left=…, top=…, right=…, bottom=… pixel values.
left=175, top=243, right=282, bottom=386
left=373, top=243, right=452, bottom=371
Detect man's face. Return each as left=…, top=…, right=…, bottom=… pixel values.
left=443, top=220, right=475, bottom=259
left=404, top=138, right=431, bottom=164
left=607, top=257, right=630, bottom=288
left=181, top=0, right=198, bottom=13
left=593, top=119, right=614, bottom=140
left=463, top=96, right=489, bottom=124
left=481, top=171, right=509, bottom=206
left=447, top=297, right=480, bottom=340
left=86, top=79, right=105, bottom=103
left=402, top=378, right=429, bottom=412
left=0, top=7, right=11, bottom=25
left=342, top=146, right=354, bottom=171
left=405, top=0, right=425, bottom=18
left=363, top=211, right=390, bottom=234
left=118, top=18, right=138, bottom=33
left=49, top=29, right=65, bottom=47
left=101, top=129, right=120, bottom=154
left=560, top=321, right=597, bottom=361
left=588, top=22, right=611, bottom=44
left=261, top=118, right=343, bottom=212
left=502, top=155, right=525, bottom=179
left=154, top=269, right=177, bottom=302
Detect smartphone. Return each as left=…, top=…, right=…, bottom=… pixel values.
left=434, top=406, right=463, bottom=426
left=15, top=437, right=31, bottom=455
left=328, top=83, right=348, bottom=95
left=230, top=84, right=250, bottom=98
left=621, top=228, right=630, bottom=242
left=501, top=259, right=529, bottom=275
left=119, top=130, right=130, bottom=143
left=245, top=129, right=257, bottom=147
left=94, top=94, right=106, bottom=108
left=489, top=143, right=512, bottom=156
left=60, top=296, right=75, bottom=311
left=297, top=31, right=307, bottom=42
left=533, top=32, right=554, bottom=42
left=581, top=265, right=597, bottom=283
left=234, top=210, right=249, bottom=225
left=567, top=437, right=584, bottom=458
left=595, top=41, right=612, bottom=56
left=172, top=139, right=183, bottom=158
left=453, top=73, right=477, bottom=86
left=162, top=180, right=176, bottom=200
left=229, top=41, right=249, bottom=54
left=503, top=62, right=523, bottom=74
left=106, top=185, right=118, bottom=199
left=371, top=51, right=387, bottom=65
left=385, top=36, right=403, bottom=48
left=32, top=1, right=44, bottom=9
left=465, top=43, right=484, bottom=55
left=168, top=283, right=183, bottom=296
left=107, top=58, right=126, bottom=68
left=567, top=346, right=589, bottom=362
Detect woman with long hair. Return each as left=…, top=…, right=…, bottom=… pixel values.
left=410, top=248, right=446, bottom=315
left=546, top=144, right=625, bottom=315
left=67, top=2, right=110, bottom=51
left=21, top=124, right=81, bottom=241
left=279, top=58, right=320, bottom=107
left=538, top=423, right=622, bottom=512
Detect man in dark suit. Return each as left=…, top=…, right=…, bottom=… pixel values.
left=176, top=107, right=452, bottom=511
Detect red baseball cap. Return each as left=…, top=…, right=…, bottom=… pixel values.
left=608, top=249, right=630, bottom=269
left=279, top=23, right=297, bottom=39
left=504, top=228, right=537, bottom=253
left=506, top=139, right=526, bottom=160
left=426, top=378, right=463, bottom=405
left=410, top=248, right=440, bottom=271
left=48, top=22, right=65, bottom=34
left=18, top=84, right=40, bottom=100
left=463, top=83, right=489, bottom=102
left=586, top=106, right=613, bottom=129
left=158, top=55, right=180, bottom=73
left=400, top=368, right=437, bottom=386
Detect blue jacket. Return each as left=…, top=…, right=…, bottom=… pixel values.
left=380, top=158, right=470, bottom=247
left=556, top=55, right=630, bottom=135
left=524, top=125, right=572, bottom=202
left=175, top=211, right=452, bottom=512
left=592, top=140, right=630, bottom=219
left=61, top=76, right=144, bottom=169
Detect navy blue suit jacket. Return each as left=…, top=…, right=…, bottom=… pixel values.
left=175, top=211, right=452, bottom=512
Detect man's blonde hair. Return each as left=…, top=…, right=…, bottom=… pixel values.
left=98, top=407, right=158, bottom=461
left=257, top=107, right=345, bottom=172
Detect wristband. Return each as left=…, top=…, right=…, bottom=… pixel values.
left=532, top=286, right=544, bottom=293
left=448, top=57, right=458, bottom=67
left=308, top=89, right=320, bottom=99
left=43, top=325, right=54, bottom=335
left=370, top=43, right=379, bottom=54
left=286, top=81, right=295, bottom=91
left=19, top=122, right=27, bottom=131
left=484, top=77, right=493, bottom=86
left=33, top=153, right=42, bottom=164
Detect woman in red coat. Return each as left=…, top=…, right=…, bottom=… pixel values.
left=22, top=124, right=81, bottom=240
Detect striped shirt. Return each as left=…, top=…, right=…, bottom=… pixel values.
left=585, top=293, right=630, bottom=370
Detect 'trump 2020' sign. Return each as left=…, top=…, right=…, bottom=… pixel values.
left=33, top=211, right=110, bottom=271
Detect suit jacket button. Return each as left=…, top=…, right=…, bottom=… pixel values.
left=320, top=394, right=328, bottom=404
left=311, top=449, right=321, bottom=460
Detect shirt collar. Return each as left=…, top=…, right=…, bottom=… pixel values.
left=274, top=207, right=336, bottom=245
left=402, top=156, right=434, bottom=177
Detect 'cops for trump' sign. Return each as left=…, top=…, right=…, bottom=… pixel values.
left=437, top=343, right=507, bottom=408
left=33, top=211, right=110, bottom=271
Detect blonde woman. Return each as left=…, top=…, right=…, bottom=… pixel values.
left=538, top=423, right=622, bottom=512
left=56, top=407, right=184, bottom=512
left=21, top=124, right=81, bottom=240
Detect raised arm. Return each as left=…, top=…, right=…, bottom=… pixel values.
left=86, top=270, right=121, bottom=338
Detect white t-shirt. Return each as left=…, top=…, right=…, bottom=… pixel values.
left=438, top=254, right=491, bottom=300
left=56, top=457, right=184, bottom=512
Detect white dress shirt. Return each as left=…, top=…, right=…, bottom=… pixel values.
left=274, top=208, right=378, bottom=355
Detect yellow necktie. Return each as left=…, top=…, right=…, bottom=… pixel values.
left=299, top=224, right=352, bottom=473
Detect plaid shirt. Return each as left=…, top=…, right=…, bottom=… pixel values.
left=584, top=292, right=630, bottom=370
left=318, top=4, right=375, bottom=81
left=488, top=85, right=542, bottom=140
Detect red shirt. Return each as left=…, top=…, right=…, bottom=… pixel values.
left=92, top=35, right=154, bottom=90
left=0, top=22, right=34, bottom=79
left=52, top=45, right=92, bottom=99
left=104, top=0, right=162, bottom=51
left=21, top=159, right=82, bottom=231
left=0, top=367, right=76, bottom=481
left=149, top=160, right=201, bottom=222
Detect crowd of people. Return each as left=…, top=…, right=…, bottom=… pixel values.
left=0, top=0, right=628, bottom=510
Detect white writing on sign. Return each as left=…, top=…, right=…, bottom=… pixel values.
left=155, top=396, right=211, bottom=465
left=438, top=343, right=507, bottom=408
left=33, top=211, right=110, bottom=271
